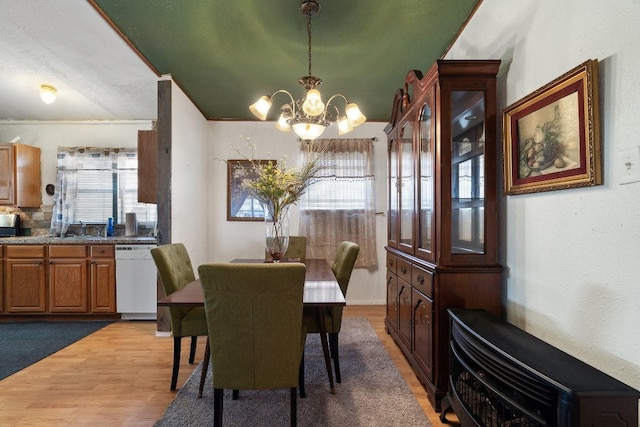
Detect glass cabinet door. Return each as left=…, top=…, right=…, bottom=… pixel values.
left=450, top=90, right=486, bottom=255
left=399, top=122, right=414, bottom=252
left=417, top=101, right=435, bottom=261
left=388, top=135, right=399, bottom=247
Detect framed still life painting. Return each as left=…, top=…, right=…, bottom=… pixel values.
left=503, top=59, right=602, bottom=195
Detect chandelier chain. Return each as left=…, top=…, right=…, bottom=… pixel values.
left=307, top=12, right=312, bottom=77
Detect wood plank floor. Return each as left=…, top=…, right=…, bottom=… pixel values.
left=0, top=306, right=459, bottom=426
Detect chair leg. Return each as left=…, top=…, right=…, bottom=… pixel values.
left=214, top=388, right=223, bottom=427
left=189, top=336, right=198, bottom=364
left=198, top=337, right=210, bottom=398
left=298, top=351, right=306, bottom=398
left=290, top=387, right=297, bottom=427
left=232, top=389, right=239, bottom=400
left=329, top=332, right=341, bottom=383
left=171, top=336, right=181, bottom=391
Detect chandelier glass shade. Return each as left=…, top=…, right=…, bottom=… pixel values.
left=249, top=0, right=365, bottom=140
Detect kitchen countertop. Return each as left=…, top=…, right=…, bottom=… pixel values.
left=0, top=236, right=157, bottom=245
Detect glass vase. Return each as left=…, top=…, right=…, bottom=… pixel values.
left=265, top=205, right=290, bottom=262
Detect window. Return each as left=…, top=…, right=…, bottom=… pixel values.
left=50, top=147, right=156, bottom=236
left=299, top=138, right=377, bottom=268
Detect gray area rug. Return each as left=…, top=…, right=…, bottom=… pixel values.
left=156, top=318, right=431, bottom=426
left=0, top=321, right=112, bottom=380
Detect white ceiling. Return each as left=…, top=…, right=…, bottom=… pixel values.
left=0, top=0, right=158, bottom=122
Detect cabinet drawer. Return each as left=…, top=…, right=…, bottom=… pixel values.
left=5, top=245, right=46, bottom=258
left=49, top=245, right=87, bottom=258
left=412, top=265, right=433, bottom=299
left=90, top=245, right=115, bottom=258
left=386, top=253, right=397, bottom=273
left=396, top=258, right=411, bottom=282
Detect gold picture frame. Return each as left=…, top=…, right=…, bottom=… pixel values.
left=503, top=59, right=601, bottom=195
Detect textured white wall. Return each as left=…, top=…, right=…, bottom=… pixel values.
left=206, top=121, right=388, bottom=305
left=446, top=0, right=640, bottom=390
left=169, top=80, right=210, bottom=270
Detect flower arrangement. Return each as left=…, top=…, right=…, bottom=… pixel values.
left=226, top=138, right=326, bottom=260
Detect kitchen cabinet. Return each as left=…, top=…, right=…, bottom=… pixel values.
left=89, top=245, right=116, bottom=313
left=137, top=129, right=158, bottom=204
left=385, top=60, right=503, bottom=411
left=0, top=143, right=42, bottom=207
left=1, top=243, right=118, bottom=317
left=48, top=245, right=88, bottom=313
left=5, top=245, right=47, bottom=312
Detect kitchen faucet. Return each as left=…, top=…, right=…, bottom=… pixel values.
left=80, top=221, right=86, bottom=236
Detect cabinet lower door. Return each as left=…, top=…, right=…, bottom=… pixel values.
left=412, top=288, right=433, bottom=381
left=397, top=279, right=412, bottom=351
left=386, top=271, right=398, bottom=332
left=91, top=259, right=116, bottom=313
left=6, top=259, right=46, bottom=312
left=49, top=260, right=88, bottom=312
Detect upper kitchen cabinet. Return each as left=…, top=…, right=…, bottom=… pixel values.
left=0, top=143, right=42, bottom=207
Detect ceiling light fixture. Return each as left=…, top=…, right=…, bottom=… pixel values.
left=249, top=0, right=366, bottom=140
left=40, top=84, right=57, bottom=104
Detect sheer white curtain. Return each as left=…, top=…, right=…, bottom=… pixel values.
left=299, top=138, right=377, bottom=268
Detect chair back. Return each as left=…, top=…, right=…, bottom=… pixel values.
left=265, top=236, right=307, bottom=262
left=198, top=262, right=306, bottom=390
left=331, top=241, right=360, bottom=296
left=151, top=243, right=196, bottom=335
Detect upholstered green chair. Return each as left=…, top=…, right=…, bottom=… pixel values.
left=300, top=241, right=360, bottom=395
left=151, top=243, right=209, bottom=391
left=198, top=262, right=306, bottom=427
left=265, top=236, right=307, bottom=262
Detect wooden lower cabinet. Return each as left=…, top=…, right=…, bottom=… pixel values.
left=5, top=245, right=47, bottom=312
left=385, top=249, right=502, bottom=410
left=1, top=244, right=117, bottom=317
left=90, top=245, right=116, bottom=313
left=48, top=245, right=88, bottom=313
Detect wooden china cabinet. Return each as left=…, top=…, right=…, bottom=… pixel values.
left=385, top=60, right=503, bottom=411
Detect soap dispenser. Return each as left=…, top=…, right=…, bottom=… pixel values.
left=107, top=217, right=114, bottom=237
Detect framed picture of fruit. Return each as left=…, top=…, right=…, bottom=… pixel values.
left=503, top=59, right=602, bottom=195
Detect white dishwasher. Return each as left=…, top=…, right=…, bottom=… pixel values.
left=115, top=244, right=157, bottom=320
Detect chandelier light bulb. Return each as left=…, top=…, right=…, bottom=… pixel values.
left=249, top=96, right=272, bottom=120
left=346, top=103, right=366, bottom=127
left=292, top=122, right=326, bottom=140
left=40, top=84, right=57, bottom=104
left=302, top=89, right=325, bottom=116
left=337, top=116, right=353, bottom=135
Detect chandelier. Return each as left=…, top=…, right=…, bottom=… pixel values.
left=249, top=0, right=366, bottom=140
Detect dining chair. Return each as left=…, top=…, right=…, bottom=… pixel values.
left=265, top=235, right=307, bottom=262
left=198, top=262, right=306, bottom=427
left=150, top=243, right=209, bottom=391
left=300, top=241, right=360, bottom=395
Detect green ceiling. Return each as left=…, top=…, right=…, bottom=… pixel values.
left=91, top=0, right=480, bottom=122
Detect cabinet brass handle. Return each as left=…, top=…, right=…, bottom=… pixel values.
left=401, top=266, right=407, bottom=274
left=417, top=275, right=424, bottom=285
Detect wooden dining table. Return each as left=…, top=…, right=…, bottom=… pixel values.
left=157, top=258, right=345, bottom=396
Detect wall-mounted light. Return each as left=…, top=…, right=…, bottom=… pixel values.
left=40, top=84, right=57, bottom=104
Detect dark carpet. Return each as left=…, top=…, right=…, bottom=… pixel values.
left=155, top=318, right=431, bottom=427
left=0, top=321, right=112, bottom=380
